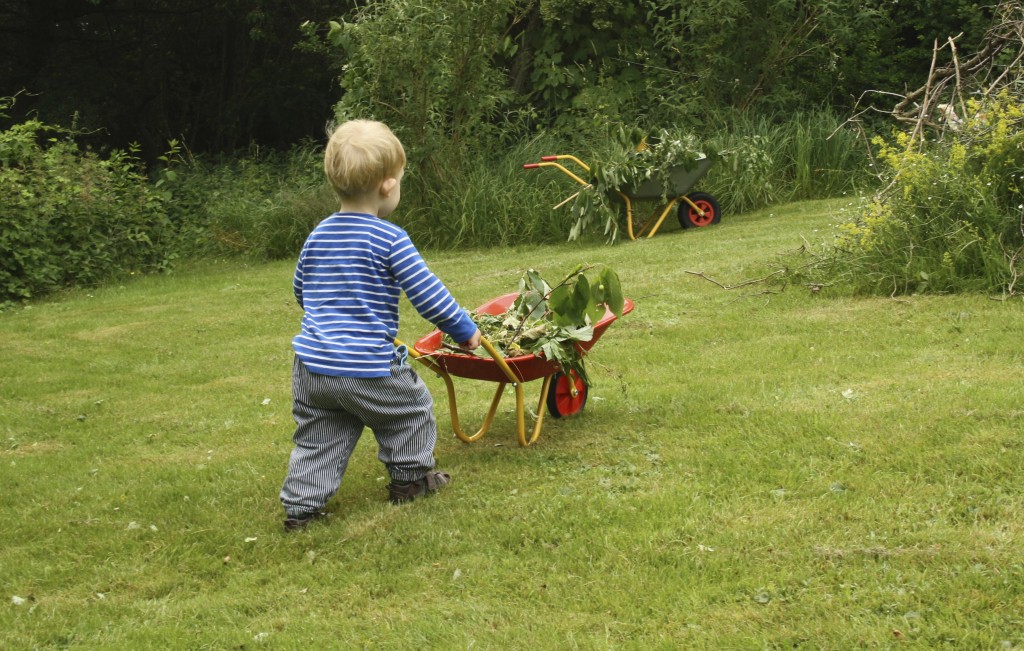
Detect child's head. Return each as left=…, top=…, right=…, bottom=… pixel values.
left=324, top=120, right=406, bottom=200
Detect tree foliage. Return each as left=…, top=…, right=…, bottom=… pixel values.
left=0, top=0, right=1001, bottom=157
left=308, top=0, right=998, bottom=158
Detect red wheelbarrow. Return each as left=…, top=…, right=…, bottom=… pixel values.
left=397, top=292, right=634, bottom=447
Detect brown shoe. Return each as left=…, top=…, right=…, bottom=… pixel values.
left=387, top=471, right=451, bottom=504
left=283, top=511, right=327, bottom=531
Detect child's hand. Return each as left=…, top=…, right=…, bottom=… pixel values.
left=459, top=328, right=482, bottom=351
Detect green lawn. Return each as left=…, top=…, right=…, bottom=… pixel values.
left=2, top=199, right=1022, bottom=649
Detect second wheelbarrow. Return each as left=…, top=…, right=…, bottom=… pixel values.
left=524, top=154, right=722, bottom=240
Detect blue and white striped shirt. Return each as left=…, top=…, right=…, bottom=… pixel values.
left=292, top=212, right=477, bottom=378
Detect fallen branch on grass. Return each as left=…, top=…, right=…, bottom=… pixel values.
left=684, top=269, right=786, bottom=290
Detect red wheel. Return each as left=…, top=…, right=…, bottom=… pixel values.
left=546, top=371, right=588, bottom=418
left=678, top=191, right=722, bottom=228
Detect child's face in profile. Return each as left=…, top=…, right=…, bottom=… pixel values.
left=379, top=168, right=404, bottom=219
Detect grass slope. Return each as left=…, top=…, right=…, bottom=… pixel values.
left=2, top=200, right=1022, bottom=649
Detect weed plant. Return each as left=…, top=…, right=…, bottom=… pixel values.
left=2, top=198, right=1022, bottom=648
left=781, top=91, right=1024, bottom=297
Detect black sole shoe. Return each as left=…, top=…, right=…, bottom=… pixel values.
left=283, top=511, right=327, bottom=531
left=387, top=471, right=451, bottom=504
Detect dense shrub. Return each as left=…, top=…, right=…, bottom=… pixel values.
left=0, top=117, right=180, bottom=305
left=787, top=91, right=1024, bottom=296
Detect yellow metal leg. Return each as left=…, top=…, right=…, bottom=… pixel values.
left=618, top=192, right=638, bottom=241
left=643, top=199, right=680, bottom=239
left=399, top=336, right=553, bottom=447
left=515, top=374, right=553, bottom=447
left=440, top=373, right=504, bottom=444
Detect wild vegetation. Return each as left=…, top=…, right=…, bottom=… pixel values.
left=2, top=1, right=1022, bottom=303
left=776, top=3, right=1024, bottom=298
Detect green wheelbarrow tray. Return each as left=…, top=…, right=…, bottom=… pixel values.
left=622, top=156, right=714, bottom=201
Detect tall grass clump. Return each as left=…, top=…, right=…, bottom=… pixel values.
left=174, top=144, right=338, bottom=261
left=785, top=91, right=1024, bottom=297
left=397, top=134, right=587, bottom=249
left=701, top=109, right=871, bottom=215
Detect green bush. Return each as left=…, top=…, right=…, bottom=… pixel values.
left=702, top=110, right=871, bottom=215
left=790, top=91, right=1024, bottom=296
left=0, top=117, right=178, bottom=305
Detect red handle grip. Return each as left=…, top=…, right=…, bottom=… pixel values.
left=541, top=156, right=558, bottom=161
left=523, top=163, right=540, bottom=169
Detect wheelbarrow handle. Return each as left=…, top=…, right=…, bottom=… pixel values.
left=522, top=158, right=590, bottom=187
left=396, top=336, right=520, bottom=385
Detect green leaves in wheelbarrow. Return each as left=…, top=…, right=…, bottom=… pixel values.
left=548, top=266, right=624, bottom=326
left=445, top=264, right=624, bottom=387
left=593, top=266, right=624, bottom=317
left=549, top=275, right=599, bottom=327
left=513, top=268, right=551, bottom=320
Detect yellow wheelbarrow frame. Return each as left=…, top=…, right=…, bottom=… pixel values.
left=397, top=335, right=556, bottom=447
left=524, top=154, right=716, bottom=240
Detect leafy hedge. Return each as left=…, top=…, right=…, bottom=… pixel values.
left=0, top=117, right=179, bottom=305
left=782, top=90, right=1024, bottom=297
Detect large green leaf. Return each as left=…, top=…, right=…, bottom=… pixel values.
left=444, top=264, right=625, bottom=386
left=595, top=267, right=624, bottom=316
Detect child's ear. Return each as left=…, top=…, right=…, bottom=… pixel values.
left=380, top=177, right=398, bottom=196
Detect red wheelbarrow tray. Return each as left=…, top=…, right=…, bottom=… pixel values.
left=413, top=292, right=635, bottom=383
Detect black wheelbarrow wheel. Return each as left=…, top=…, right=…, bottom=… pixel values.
left=546, top=371, right=588, bottom=418
left=678, top=192, right=721, bottom=228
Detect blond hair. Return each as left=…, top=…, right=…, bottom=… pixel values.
left=323, top=120, right=406, bottom=198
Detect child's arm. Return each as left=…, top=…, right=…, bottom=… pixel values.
left=389, top=236, right=477, bottom=344
left=292, top=249, right=306, bottom=308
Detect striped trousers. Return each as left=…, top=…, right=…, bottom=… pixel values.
left=279, top=354, right=437, bottom=517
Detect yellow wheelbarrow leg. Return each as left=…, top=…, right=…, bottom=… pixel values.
left=399, top=336, right=554, bottom=447
left=513, top=374, right=553, bottom=447
left=618, top=191, right=638, bottom=241
left=637, top=198, right=681, bottom=239
left=480, top=337, right=553, bottom=447
left=440, top=370, right=505, bottom=443
left=399, top=338, right=496, bottom=443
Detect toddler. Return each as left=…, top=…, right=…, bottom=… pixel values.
left=280, top=120, right=480, bottom=531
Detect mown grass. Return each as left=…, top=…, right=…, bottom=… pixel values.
left=2, top=199, right=1022, bottom=649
